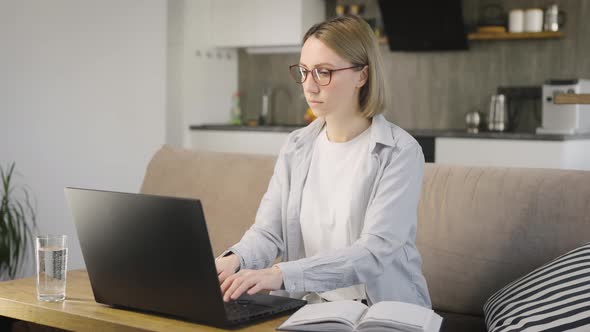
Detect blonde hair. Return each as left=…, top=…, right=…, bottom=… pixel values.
left=303, top=15, right=388, bottom=118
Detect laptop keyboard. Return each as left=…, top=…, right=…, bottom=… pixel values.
left=226, top=301, right=259, bottom=316
left=224, top=295, right=307, bottom=324
left=225, top=300, right=272, bottom=321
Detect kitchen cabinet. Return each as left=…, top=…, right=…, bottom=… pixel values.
left=435, top=137, right=590, bottom=170
left=191, top=130, right=288, bottom=155
left=190, top=126, right=590, bottom=170
left=210, top=0, right=325, bottom=48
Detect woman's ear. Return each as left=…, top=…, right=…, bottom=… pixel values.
left=356, top=65, right=369, bottom=88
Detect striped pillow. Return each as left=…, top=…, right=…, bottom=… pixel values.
left=483, top=243, right=590, bottom=332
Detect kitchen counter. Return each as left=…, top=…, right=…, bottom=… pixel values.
left=190, top=124, right=303, bottom=133
left=189, top=124, right=590, bottom=141
left=189, top=124, right=590, bottom=169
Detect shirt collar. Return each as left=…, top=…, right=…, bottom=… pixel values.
left=292, top=114, right=395, bottom=152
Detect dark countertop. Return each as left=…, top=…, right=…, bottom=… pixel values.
left=190, top=124, right=304, bottom=133
left=189, top=124, right=590, bottom=141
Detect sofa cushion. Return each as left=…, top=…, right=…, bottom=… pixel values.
left=417, top=165, right=590, bottom=316
left=483, top=243, right=590, bottom=332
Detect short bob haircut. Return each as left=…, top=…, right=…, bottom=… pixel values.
left=302, top=15, right=388, bottom=118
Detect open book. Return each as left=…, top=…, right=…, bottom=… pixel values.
left=277, top=300, right=442, bottom=332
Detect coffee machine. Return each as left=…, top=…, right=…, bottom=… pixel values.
left=536, top=79, right=590, bottom=134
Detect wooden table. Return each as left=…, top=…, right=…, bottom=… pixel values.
left=0, top=270, right=290, bottom=331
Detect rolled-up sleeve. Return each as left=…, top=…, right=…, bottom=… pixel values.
left=277, top=143, right=425, bottom=293
left=223, top=137, right=292, bottom=271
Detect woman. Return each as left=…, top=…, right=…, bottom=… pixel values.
left=216, top=15, right=431, bottom=308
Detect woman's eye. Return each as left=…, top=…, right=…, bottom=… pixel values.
left=317, top=69, right=330, bottom=77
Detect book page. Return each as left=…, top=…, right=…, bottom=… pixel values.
left=425, top=314, right=443, bottom=332
left=358, top=301, right=434, bottom=332
left=277, top=300, right=367, bottom=331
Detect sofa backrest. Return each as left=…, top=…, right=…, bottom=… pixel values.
left=140, top=145, right=590, bottom=316
left=140, top=145, right=275, bottom=258
left=417, top=165, right=590, bottom=315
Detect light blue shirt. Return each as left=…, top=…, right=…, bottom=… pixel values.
left=225, top=114, right=432, bottom=308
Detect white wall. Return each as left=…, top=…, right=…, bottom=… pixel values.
left=0, top=0, right=167, bottom=276
left=171, top=0, right=238, bottom=148
left=166, top=0, right=184, bottom=147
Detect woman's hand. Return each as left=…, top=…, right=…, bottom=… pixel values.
left=220, top=266, right=284, bottom=302
left=216, top=254, right=241, bottom=284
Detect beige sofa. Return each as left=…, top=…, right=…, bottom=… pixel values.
left=140, top=145, right=590, bottom=332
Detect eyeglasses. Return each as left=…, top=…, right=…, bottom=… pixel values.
left=288, top=64, right=364, bottom=86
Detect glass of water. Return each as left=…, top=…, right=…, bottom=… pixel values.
left=36, top=235, right=68, bottom=302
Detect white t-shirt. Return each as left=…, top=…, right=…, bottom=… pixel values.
left=300, top=124, right=371, bottom=301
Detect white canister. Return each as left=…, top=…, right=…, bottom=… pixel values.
left=509, top=9, right=524, bottom=33
left=524, top=8, right=544, bottom=32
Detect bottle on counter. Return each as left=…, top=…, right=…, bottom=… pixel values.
left=349, top=3, right=363, bottom=16
left=335, top=3, right=345, bottom=16
left=487, top=94, right=508, bottom=132
left=229, top=92, right=242, bottom=125
left=259, top=86, right=272, bottom=125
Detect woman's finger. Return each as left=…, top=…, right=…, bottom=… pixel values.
left=229, top=277, right=257, bottom=301
left=224, top=274, right=246, bottom=301
left=220, top=273, right=236, bottom=294
left=246, top=283, right=262, bottom=295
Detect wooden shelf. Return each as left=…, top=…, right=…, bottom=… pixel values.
left=468, top=31, right=564, bottom=41
left=554, top=93, right=590, bottom=105
left=376, top=31, right=563, bottom=46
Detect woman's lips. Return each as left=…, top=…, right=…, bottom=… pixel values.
left=308, top=100, right=323, bottom=105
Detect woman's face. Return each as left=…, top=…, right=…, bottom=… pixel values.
left=299, top=37, right=367, bottom=119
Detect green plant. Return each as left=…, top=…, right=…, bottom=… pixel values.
left=0, top=162, right=37, bottom=280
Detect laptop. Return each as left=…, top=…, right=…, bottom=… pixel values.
left=65, top=187, right=306, bottom=328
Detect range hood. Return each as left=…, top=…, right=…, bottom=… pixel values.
left=378, top=0, right=468, bottom=51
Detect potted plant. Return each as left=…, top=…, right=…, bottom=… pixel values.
left=0, top=162, right=37, bottom=280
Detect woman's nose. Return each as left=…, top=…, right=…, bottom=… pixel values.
left=302, top=76, right=320, bottom=94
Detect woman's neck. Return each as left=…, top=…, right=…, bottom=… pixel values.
left=324, top=112, right=371, bottom=143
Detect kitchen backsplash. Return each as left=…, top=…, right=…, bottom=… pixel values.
left=238, top=0, right=590, bottom=130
